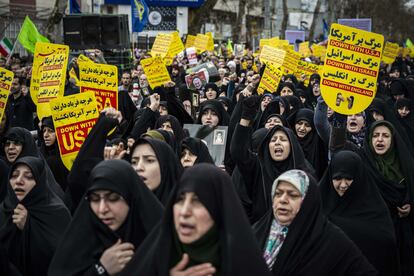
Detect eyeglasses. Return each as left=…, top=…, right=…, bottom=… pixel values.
left=86, top=192, right=125, bottom=204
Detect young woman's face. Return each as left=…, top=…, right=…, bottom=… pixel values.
left=261, top=96, right=272, bottom=111
left=332, top=178, right=353, bottom=196
left=265, top=116, right=283, bottom=129
left=160, top=121, right=173, bottom=134
left=10, top=164, right=36, bottom=201
left=398, top=106, right=410, bottom=118
left=280, top=86, right=294, bottom=97
left=174, top=192, right=214, bottom=244
left=131, top=143, right=161, bottom=190
left=205, top=88, right=217, bottom=100
left=273, top=181, right=303, bottom=226
left=268, top=130, right=291, bottom=161
left=371, top=125, right=392, bottom=155
left=43, top=126, right=56, bottom=147
left=4, top=140, right=23, bottom=163
left=181, top=148, right=197, bottom=168
left=201, top=109, right=219, bottom=127
left=88, top=190, right=130, bottom=231
left=295, top=120, right=312, bottom=138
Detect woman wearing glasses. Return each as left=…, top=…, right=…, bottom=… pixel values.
left=49, top=159, right=163, bottom=275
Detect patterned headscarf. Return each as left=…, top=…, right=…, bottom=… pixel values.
left=263, top=170, right=310, bottom=269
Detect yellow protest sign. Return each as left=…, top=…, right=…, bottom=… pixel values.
left=163, top=31, right=185, bottom=66
left=257, top=64, right=283, bottom=95
left=299, top=42, right=311, bottom=57
left=382, top=42, right=399, bottom=64
left=320, top=23, right=384, bottom=115
left=50, top=91, right=99, bottom=170
left=206, top=32, right=215, bottom=52
left=151, top=33, right=173, bottom=58
left=194, top=34, right=210, bottom=53
left=169, top=31, right=184, bottom=57
left=282, top=49, right=301, bottom=74
left=295, top=60, right=319, bottom=86
left=141, top=56, right=171, bottom=89
left=312, top=44, right=327, bottom=59
left=260, top=45, right=286, bottom=67
left=0, top=68, right=13, bottom=124
left=78, top=59, right=118, bottom=112
left=30, top=42, right=69, bottom=119
left=185, top=35, right=196, bottom=48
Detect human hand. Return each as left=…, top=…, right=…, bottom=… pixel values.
left=13, top=204, right=28, bottom=230
left=100, top=239, right=135, bottom=275
left=170, top=253, right=216, bottom=276
left=104, top=143, right=127, bottom=160
left=164, top=81, right=176, bottom=88
left=101, top=107, right=123, bottom=124
left=397, top=204, right=411, bottom=218
left=149, top=93, right=161, bottom=112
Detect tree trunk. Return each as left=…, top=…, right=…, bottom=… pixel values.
left=45, top=0, right=67, bottom=42
left=308, top=0, right=322, bottom=41
left=188, top=0, right=220, bottom=35
left=232, top=0, right=247, bottom=42
left=281, top=0, right=288, bottom=38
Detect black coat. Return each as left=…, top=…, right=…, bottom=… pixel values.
left=0, top=157, right=71, bottom=276
left=319, top=151, right=399, bottom=276
left=49, top=159, right=163, bottom=276
left=119, top=164, right=272, bottom=276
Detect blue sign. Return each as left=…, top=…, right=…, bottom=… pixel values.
left=105, top=0, right=204, bottom=7
left=338, top=18, right=372, bottom=32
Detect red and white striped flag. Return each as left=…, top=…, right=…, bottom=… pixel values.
left=0, top=37, right=13, bottom=57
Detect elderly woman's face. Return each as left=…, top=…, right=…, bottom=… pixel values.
left=174, top=192, right=214, bottom=244
left=371, top=125, right=392, bottom=155
left=272, top=181, right=303, bottom=226
left=10, top=164, right=36, bottom=201
left=181, top=148, right=197, bottom=168
left=88, top=190, right=130, bottom=231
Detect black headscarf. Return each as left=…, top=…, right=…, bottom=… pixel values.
left=39, top=116, right=69, bottom=191
left=48, top=159, right=163, bottom=275
left=363, top=120, right=414, bottom=276
left=180, top=137, right=214, bottom=165
left=0, top=159, right=8, bottom=203
left=196, top=99, right=230, bottom=126
left=319, top=151, right=399, bottom=276
left=276, top=82, right=296, bottom=96
left=289, top=108, right=328, bottom=178
left=2, top=127, right=65, bottom=201
left=367, top=98, right=413, bottom=151
left=131, top=138, right=182, bottom=205
left=2, top=127, right=39, bottom=165
left=395, top=98, right=414, bottom=148
left=0, top=156, right=71, bottom=276
left=253, top=170, right=377, bottom=276
left=120, top=164, right=272, bottom=276
left=154, top=115, right=186, bottom=144
left=255, top=125, right=313, bottom=222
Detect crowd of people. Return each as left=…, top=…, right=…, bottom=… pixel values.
left=1, top=41, right=414, bottom=276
